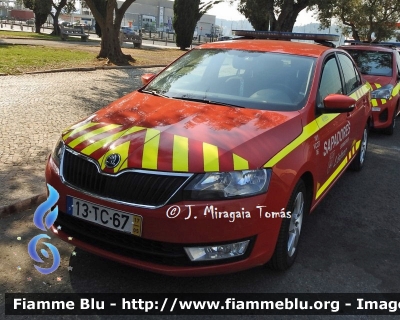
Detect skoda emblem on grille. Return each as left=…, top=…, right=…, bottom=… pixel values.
left=105, top=154, right=121, bottom=169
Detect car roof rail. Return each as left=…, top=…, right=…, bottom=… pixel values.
left=232, top=30, right=339, bottom=47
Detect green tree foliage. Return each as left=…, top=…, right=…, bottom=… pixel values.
left=23, top=0, right=52, bottom=33
left=173, top=0, right=222, bottom=50
left=83, top=0, right=136, bottom=64
left=232, top=0, right=316, bottom=32
left=173, top=0, right=198, bottom=50
left=312, top=0, right=400, bottom=42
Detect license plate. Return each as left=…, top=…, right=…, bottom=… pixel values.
left=372, top=107, right=381, bottom=112
left=66, top=196, right=142, bottom=236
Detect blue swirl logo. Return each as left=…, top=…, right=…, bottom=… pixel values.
left=28, top=184, right=61, bottom=274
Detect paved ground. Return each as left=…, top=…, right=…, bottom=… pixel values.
left=0, top=127, right=399, bottom=319
left=0, top=67, right=163, bottom=209
left=0, top=27, right=192, bottom=213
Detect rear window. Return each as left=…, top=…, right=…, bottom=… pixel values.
left=344, top=49, right=393, bottom=76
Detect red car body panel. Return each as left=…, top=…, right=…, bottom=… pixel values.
left=62, top=94, right=303, bottom=173
left=45, top=38, right=372, bottom=276
left=339, top=44, right=400, bottom=130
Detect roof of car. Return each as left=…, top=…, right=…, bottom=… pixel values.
left=339, top=44, right=396, bottom=53
left=198, top=39, right=334, bottom=58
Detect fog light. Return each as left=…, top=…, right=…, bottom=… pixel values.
left=184, top=240, right=250, bottom=261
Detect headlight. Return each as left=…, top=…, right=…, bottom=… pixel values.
left=184, top=169, right=271, bottom=200
left=51, top=138, right=64, bottom=167
left=184, top=240, right=250, bottom=261
left=371, top=84, right=393, bottom=99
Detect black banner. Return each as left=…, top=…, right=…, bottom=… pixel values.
left=5, top=293, right=400, bottom=315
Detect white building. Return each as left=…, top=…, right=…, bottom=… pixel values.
left=119, top=0, right=217, bottom=36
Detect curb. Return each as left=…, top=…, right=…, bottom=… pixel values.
left=0, top=193, right=46, bottom=219
left=1, top=65, right=167, bottom=76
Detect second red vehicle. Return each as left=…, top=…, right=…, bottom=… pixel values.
left=340, top=42, right=400, bottom=135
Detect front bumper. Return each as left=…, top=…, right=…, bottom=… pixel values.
left=45, top=155, right=289, bottom=276
left=371, top=98, right=397, bottom=129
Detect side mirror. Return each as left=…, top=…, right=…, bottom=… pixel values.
left=141, top=73, right=155, bottom=86
left=323, top=94, right=356, bottom=113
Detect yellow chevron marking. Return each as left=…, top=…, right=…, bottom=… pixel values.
left=233, top=154, right=249, bottom=170
left=316, top=139, right=361, bottom=199
left=68, top=124, right=121, bottom=148
left=98, top=154, right=105, bottom=169
left=142, top=128, right=160, bottom=170
left=121, top=126, right=147, bottom=137
left=375, top=83, right=381, bottom=89
left=203, top=142, right=219, bottom=171
left=172, top=135, right=189, bottom=172
left=264, top=114, right=338, bottom=168
left=392, top=83, right=400, bottom=96
left=62, top=122, right=99, bottom=141
left=316, top=157, right=348, bottom=199
left=350, top=83, right=370, bottom=100
left=113, top=141, right=131, bottom=173
left=371, top=99, right=378, bottom=107
left=81, top=131, right=123, bottom=156
left=81, top=126, right=147, bottom=156
left=99, top=140, right=130, bottom=172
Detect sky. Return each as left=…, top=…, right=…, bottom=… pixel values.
left=207, top=2, right=318, bottom=26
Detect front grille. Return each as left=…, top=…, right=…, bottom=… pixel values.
left=61, top=149, right=189, bottom=207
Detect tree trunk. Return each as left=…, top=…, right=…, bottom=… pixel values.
left=240, top=0, right=311, bottom=32
left=98, top=27, right=130, bottom=64
left=266, top=1, right=276, bottom=30
left=97, top=3, right=131, bottom=64
left=52, top=11, right=62, bottom=36
left=276, top=0, right=308, bottom=32
left=35, top=21, right=41, bottom=33
left=352, top=27, right=360, bottom=41
left=344, top=21, right=360, bottom=41
left=277, top=9, right=303, bottom=31
left=51, top=0, right=66, bottom=36
left=83, top=0, right=136, bottom=64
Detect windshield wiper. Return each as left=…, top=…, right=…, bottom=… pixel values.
left=172, top=96, right=244, bottom=108
left=141, top=89, right=169, bottom=98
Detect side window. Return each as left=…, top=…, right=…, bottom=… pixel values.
left=395, top=51, right=400, bottom=77
left=338, top=53, right=362, bottom=93
left=317, top=55, right=343, bottom=108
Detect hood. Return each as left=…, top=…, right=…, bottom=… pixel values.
left=363, top=75, right=393, bottom=89
left=61, top=92, right=303, bottom=173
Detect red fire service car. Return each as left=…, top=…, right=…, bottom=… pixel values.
left=46, top=31, right=372, bottom=276
left=339, top=42, right=400, bottom=135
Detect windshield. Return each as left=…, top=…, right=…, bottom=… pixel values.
left=142, top=49, right=316, bottom=111
left=345, top=49, right=393, bottom=76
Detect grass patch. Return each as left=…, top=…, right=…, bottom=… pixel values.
left=0, top=30, right=59, bottom=40
left=0, top=45, right=98, bottom=74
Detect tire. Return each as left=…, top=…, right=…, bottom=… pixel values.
left=350, top=124, right=368, bottom=171
left=268, top=180, right=307, bottom=271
